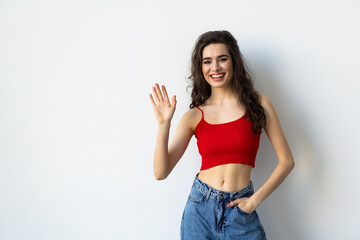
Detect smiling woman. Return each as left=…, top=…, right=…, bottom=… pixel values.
left=149, top=30, right=294, bottom=240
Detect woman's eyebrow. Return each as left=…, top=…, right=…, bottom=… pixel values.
left=202, top=54, right=229, bottom=61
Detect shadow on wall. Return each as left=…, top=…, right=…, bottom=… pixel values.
left=250, top=55, right=318, bottom=240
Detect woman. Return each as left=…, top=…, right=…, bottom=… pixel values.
left=149, top=30, right=294, bottom=240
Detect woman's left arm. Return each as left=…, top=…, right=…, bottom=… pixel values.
left=227, top=94, right=295, bottom=212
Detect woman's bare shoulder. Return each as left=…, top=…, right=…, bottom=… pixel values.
left=181, top=106, right=203, bottom=132
left=258, top=93, right=271, bottom=107
left=257, top=93, right=279, bottom=127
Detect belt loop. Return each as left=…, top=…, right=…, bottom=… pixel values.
left=230, top=192, right=234, bottom=200
left=206, top=187, right=212, bottom=200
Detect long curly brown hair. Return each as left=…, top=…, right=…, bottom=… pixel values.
left=187, top=30, right=266, bottom=134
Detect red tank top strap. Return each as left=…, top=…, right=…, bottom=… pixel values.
left=195, top=106, right=204, bottom=117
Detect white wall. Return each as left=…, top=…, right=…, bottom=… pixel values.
left=1, top=0, right=359, bottom=239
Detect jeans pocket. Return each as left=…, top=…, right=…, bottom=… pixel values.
left=188, top=186, right=206, bottom=203
left=236, top=205, right=253, bottom=216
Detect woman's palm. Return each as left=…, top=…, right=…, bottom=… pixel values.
left=149, top=83, right=176, bottom=125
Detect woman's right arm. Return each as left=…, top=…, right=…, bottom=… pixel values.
left=149, top=83, right=194, bottom=180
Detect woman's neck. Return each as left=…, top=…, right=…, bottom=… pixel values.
left=207, top=87, right=240, bottom=105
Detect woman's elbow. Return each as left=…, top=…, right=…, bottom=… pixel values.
left=154, top=170, right=168, bottom=181
left=286, top=157, right=295, bottom=171
left=155, top=174, right=166, bottom=181
left=279, top=156, right=295, bottom=172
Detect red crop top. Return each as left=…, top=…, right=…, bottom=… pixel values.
left=194, top=106, right=262, bottom=171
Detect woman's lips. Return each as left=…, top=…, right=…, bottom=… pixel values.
left=210, top=73, right=225, bottom=81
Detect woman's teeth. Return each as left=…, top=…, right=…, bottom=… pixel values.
left=211, top=74, right=224, bottom=78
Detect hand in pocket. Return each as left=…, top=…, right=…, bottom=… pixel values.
left=227, top=197, right=256, bottom=214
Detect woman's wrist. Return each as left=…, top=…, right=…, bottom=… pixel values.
left=249, top=194, right=262, bottom=209
left=158, top=121, right=171, bottom=128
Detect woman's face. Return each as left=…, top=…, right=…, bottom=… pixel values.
left=201, top=43, right=233, bottom=89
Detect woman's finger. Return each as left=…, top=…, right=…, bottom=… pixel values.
left=162, top=85, right=171, bottom=104
left=152, top=86, right=160, bottom=104
left=172, top=95, right=177, bottom=108
left=155, top=83, right=164, bottom=102
left=149, top=93, right=157, bottom=108
left=227, top=199, right=240, bottom=207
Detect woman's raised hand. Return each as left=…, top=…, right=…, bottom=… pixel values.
left=149, top=83, right=177, bottom=126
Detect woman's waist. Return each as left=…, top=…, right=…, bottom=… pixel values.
left=197, top=163, right=252, bottom=192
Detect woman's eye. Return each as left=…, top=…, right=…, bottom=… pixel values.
left=203, top=61, right=211, bottom=65
left=220, top=58, right=228, bottom=62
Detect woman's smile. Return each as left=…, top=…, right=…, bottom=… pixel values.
left=210, top=72, right=226, bottom=81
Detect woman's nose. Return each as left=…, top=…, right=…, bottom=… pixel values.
left=211, top=61, right=221, bottom=71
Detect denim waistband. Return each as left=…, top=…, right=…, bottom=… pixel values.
left=193, top=172, right=254, bottom=201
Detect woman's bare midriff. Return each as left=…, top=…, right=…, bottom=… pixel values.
left=197, top=163, right=253, bottom=192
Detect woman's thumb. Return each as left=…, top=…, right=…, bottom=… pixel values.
left=172, top=95, right=177, bottom=106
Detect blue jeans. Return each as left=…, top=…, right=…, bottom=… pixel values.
left=180, top=172, right=266, bottom=240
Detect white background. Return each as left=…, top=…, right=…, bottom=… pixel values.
left=1, top=0, right=359, bottom=239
